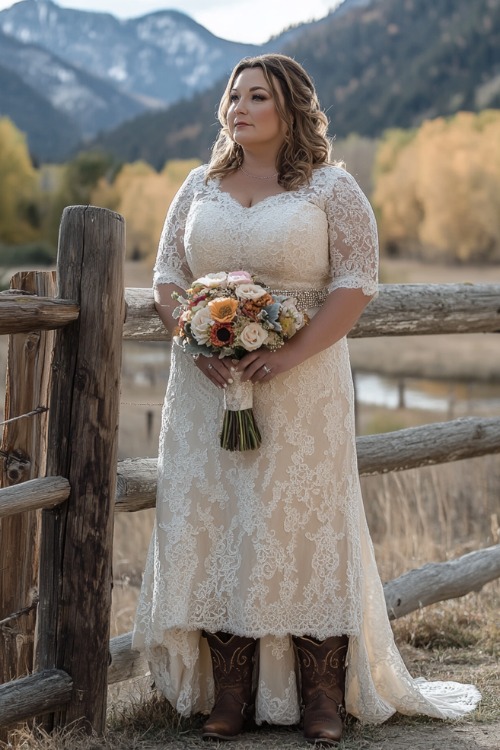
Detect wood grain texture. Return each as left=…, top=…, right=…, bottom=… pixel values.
left=0, top=669, right=72, bottom=727
left=0, top=477, right=70, bottom=518
left=384, top=544, right=500, bottom=619
left=123, top=283, right=500, bottom=340
left=0, top=294, right=79, bottom=335
left=35, top=206, right=125, bottom=733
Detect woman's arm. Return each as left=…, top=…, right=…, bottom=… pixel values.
left=154, top=282, right=184, bottom=337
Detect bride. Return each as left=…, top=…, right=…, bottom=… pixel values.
left=132, top=53, right=481, bottom=745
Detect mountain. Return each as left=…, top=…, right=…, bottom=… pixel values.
left=0, top=0, right=258, bottom=105
left=0, top=61, right=79, bottom=161
left=282, top=0, right=500, bottom=139
left=89, top=0, right=500, bottom=168
left=0, top=0, right=264, bottom=160
left=0, top=30, right=147, bottom=144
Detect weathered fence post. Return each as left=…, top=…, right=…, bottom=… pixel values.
left=0, top=272, right=55, bottom=741
left=35, top=206, right=125, bottom=733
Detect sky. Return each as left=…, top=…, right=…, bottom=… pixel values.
left=0, top=0, right=342, bottom=44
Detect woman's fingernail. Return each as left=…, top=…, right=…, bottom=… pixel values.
left=223, top=383, right=227, bottom=388
left=228, top=378, right=233, bottom=384
left=231, top=367, right=236, bottom=372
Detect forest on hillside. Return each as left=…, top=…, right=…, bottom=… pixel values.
left=88, top=0, right=500, bottom=169
left=1, top=109, right=500, bottom=282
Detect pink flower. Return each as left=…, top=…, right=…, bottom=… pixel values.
left=227, top=270, right=253, bottom=286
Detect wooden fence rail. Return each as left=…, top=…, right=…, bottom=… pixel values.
left=0, top=294, right=79, bottom=335
left=0, top=670, right=72, bottom=728
left=0, top=477, right=70, bottom=517
left=4, top=410, right=500, bottom=521
left=2, top=283, right=499, bottom=340
left=122, top=283, right=500, bottom=340
left=383, top=544, right=500, bottom=619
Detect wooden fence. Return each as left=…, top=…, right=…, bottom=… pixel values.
left=0, top=205, right=499, bottom=736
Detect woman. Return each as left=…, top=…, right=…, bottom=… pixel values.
left=133, top=54, right=480, bottom=744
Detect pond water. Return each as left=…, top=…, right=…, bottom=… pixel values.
left=354, top=372, right=500, bottom=414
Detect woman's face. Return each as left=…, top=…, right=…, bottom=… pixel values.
left=227, top=67, right=286, bottom=153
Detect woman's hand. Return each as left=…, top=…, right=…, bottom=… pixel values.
left=236, top=344, right=301, bottom=384
left=194, top=355, right=234, bottom=389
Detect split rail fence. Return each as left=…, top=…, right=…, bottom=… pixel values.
left=0, top=205, right=499, bottom=735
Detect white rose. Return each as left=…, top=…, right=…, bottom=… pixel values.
left=190, top=306, right=213, bottom=344
left=239, top=322, right=269, bottom=351
left=194, top=272, right=228, bottom=289
left=281, top=298, right=306, bottom=329
left=235, top=283, right=268, bottom=301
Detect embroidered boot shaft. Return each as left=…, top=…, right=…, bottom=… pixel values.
left=293, top=634, right=349, bottom=746
left=202, top=631, right=257, bottom=740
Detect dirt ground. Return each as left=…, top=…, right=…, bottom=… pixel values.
left=140, top=722, right=500, bottom=750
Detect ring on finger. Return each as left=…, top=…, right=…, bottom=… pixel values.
left=262, top=365, right=271, bottom=374
left=207, top=363, right=213, bottom=370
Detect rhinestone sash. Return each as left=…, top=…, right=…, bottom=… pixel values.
left=267, top=288, right=328, bottom=311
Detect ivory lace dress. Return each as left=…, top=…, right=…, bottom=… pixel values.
left=133, top=164, right=480, bottom=724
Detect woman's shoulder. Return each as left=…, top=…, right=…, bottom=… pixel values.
left=186, top=163, right=210, bottom=183
left=310, top=163, right=365, bottom=198
left=311, top=163, right=356, bottom=186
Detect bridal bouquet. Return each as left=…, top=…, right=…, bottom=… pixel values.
left=172, top=270, right=307, bottom=451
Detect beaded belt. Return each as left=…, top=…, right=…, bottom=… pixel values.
left=267, top=288, right=328, bottom=311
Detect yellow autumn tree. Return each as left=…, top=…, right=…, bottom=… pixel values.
left=91, top=158, right=200, bottom=261
left=0, top=118, right=40, bottom=244
left=373, top=111, right=500, bottom=262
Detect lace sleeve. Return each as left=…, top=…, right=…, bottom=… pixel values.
left=325, top=169, right=379, bottom=297
left=153, top=167, right=203, bottom=290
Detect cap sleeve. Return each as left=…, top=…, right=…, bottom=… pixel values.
left=325, top=169, right=379, bottom=297
left=153, top=167, right=203, bottom=290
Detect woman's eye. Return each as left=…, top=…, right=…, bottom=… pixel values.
left=252, top=94, right=264, bottom=101
left=229, top=93, right=239, bottom=103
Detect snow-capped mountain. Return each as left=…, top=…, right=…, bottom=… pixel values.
left=0, top=0, right=259, bottom=106
left=0, top=29, right=146, bottom=138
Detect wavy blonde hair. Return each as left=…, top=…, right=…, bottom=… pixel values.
left=206, top=54, right=332, bottom=191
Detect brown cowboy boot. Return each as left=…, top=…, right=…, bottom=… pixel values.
left=202, top=631, right=257, bottom=740
left=293, top=634, right=348, bottom=746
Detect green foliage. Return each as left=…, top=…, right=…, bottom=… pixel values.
left=43, top=149, right=122, bottom=245
left=0, top=241, right=55, bottom=267
left=62, top=149, right=121, bottom=205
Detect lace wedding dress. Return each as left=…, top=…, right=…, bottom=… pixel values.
left=132, top=165, right=480, bottom=724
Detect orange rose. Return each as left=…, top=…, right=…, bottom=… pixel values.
left=241, top=300, right=261, bottom=320
left=208, top=297, right=239, bottom=322
left=253, top=293, right=274, bottom=308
